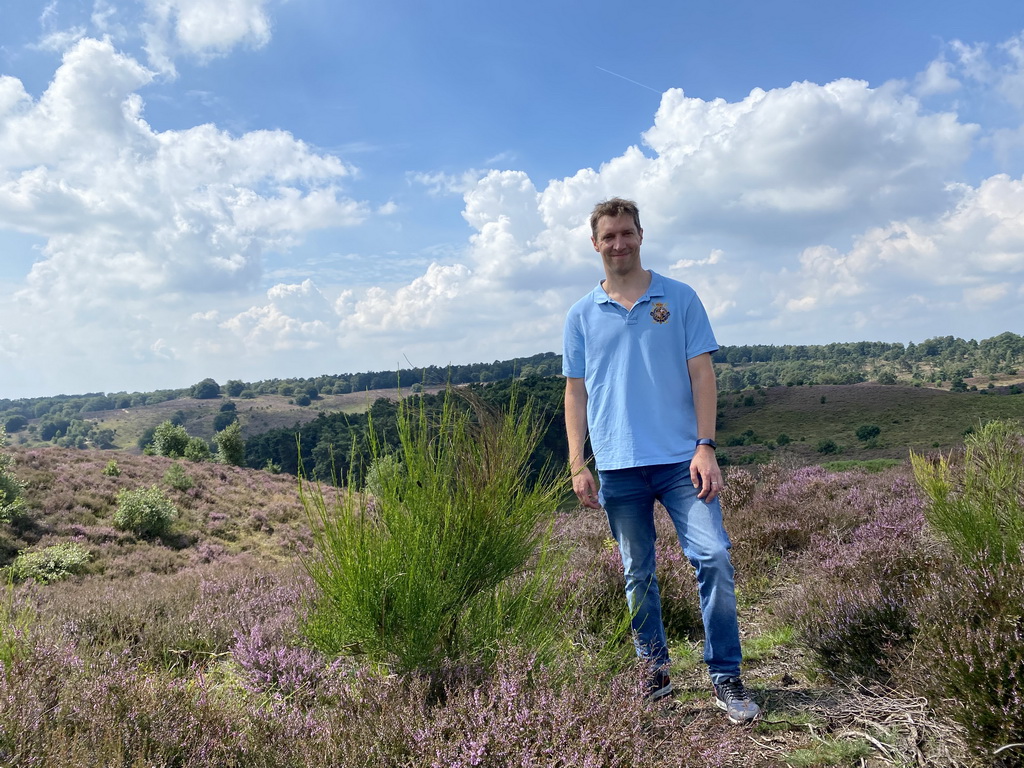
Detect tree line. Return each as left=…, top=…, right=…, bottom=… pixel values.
left=244, top=376, right=569, bottom=486
left=0, top=352, right=564, bottom=431
left=4, top=333, right=1023, bottom=450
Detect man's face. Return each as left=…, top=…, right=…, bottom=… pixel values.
left=592, top=213, right=643, bottom=277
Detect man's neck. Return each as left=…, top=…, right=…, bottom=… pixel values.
left=601, top=267, right=652, bottom=310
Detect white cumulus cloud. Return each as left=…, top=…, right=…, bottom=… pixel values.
left=142, top=0, right=273, bottom=73
left=0, top=36, right=369, bottom=393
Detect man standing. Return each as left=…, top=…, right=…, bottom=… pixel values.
left=562, top=197, right=759, bottom=724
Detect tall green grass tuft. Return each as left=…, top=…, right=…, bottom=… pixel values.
left=911, top=419, right=1024, bottom=565
left=300, top=386, right=568, bottom=674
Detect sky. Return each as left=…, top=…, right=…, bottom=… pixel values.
left=1, top=1, right=1023, bottom=399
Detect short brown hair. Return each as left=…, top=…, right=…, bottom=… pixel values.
left=589, top=197, right=642, bottom=238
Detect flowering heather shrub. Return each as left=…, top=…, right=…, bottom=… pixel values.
left=0, top=633, right=749, bottom=768
left=913, top=554, right=1024, bottom=762
left=231, top=623, right=344, bottom=698
left=723, top=463, right=873, bottom=584
left=21, top=560, right=307, bottom=671
left=800, top=475, right=932, bottom=584
left=114, top=485, right=177, bottom=537
left=405, top=650, right=745, bottom=768
left=11, top=542, right=91, bottom=584
left=768, top=468, right=938, bottom=683
left=788, top=580, right=917, bottom=683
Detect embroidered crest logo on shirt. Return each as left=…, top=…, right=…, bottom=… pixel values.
left=650, top=302, right=671, bottom=324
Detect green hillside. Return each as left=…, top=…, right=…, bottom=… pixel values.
left=716, top=382, right=1024, bottom=464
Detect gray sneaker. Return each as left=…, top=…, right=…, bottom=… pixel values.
left=712, top=677, right=759, bottom=723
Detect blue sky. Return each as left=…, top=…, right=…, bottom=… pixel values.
left=1, top=0, right=1023, bottom=399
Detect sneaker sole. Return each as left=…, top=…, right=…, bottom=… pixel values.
left=648, top=681, right=674, bottom=701
left=714, top=697, right=758, bottom=724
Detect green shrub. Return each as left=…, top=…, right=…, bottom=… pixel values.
left=214, top=422, right=245, bottom=467
left=0, top=428, right=25, bottom=524
left=816, top=438, right=839, bottom=455
left=114, top=486, right=177, bottom=537
left=0, top=578, right=33, bottom=667
left=912, top=419, right=1024, bottom=565
left=184, top=437, right=211, bottom=462
left=151, top=420, right=190, bottom=458
left=12, top=542, right=91, bottom=584
left=163, top=463, right=194, bottom=491
left=301, top=386, right=567, bottom=673
left=102, top=460, right=121, bottom=477
left=910, top=420, right=1024, bottom=761
left=212, top=411, right=237, bottom=432
left=855, top=424, right=881, bottom=441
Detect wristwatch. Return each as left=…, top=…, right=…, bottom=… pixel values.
left=695, top=438, right=718, bottom=449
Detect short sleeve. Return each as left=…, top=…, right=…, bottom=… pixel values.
left=562, top=307, right=586, bottom=378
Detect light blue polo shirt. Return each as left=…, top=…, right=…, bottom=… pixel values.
left=562, top=270, right=718, bottom=471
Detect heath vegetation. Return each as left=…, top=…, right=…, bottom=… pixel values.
left=0, top=388, right=1023, bottom=765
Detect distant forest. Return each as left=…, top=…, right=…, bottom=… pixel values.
left=5, top=333, right=1024, bottom=421
left=711, top=332, right=1024, bottom=390
left=245, top=376, right=569, bottom=485
left=4, top=333, right=1024, bottom=465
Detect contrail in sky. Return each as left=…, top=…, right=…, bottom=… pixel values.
left=595, top=66, right=663, bottom=94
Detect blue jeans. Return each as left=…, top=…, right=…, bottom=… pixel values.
left=598, top=461, right=742, bottom=683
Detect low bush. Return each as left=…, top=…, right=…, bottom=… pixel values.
left=163, top=462, right=194, bottom=492
left=11, top=542, right=91, bottom=584
left=910, top=420, right=1024, bottom=762
left=114, top=486, right=177, bottom=537
left=789, top=580, right=916, bottom=683
left=362, top=453, right=405, bottom=498
left=913, top=556, right=1024, bottom=764
left=184, top=437, right=211, bottom=463
left=214, top=423, right=245, bottom=467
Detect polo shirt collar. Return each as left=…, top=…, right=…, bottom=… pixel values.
left=593, top=270, right=665, bottom=304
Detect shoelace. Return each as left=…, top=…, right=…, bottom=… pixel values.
left=717, top=678, right=749, bottom=702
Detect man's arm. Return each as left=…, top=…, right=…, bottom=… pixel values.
left=564, top=376, right=600, bottom=509
left=687, top=352, right=724, bottom=502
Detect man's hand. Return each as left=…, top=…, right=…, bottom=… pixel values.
left=572, top=466, right=601, bottom=509
left=691, top=446, right=724, bottom=503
